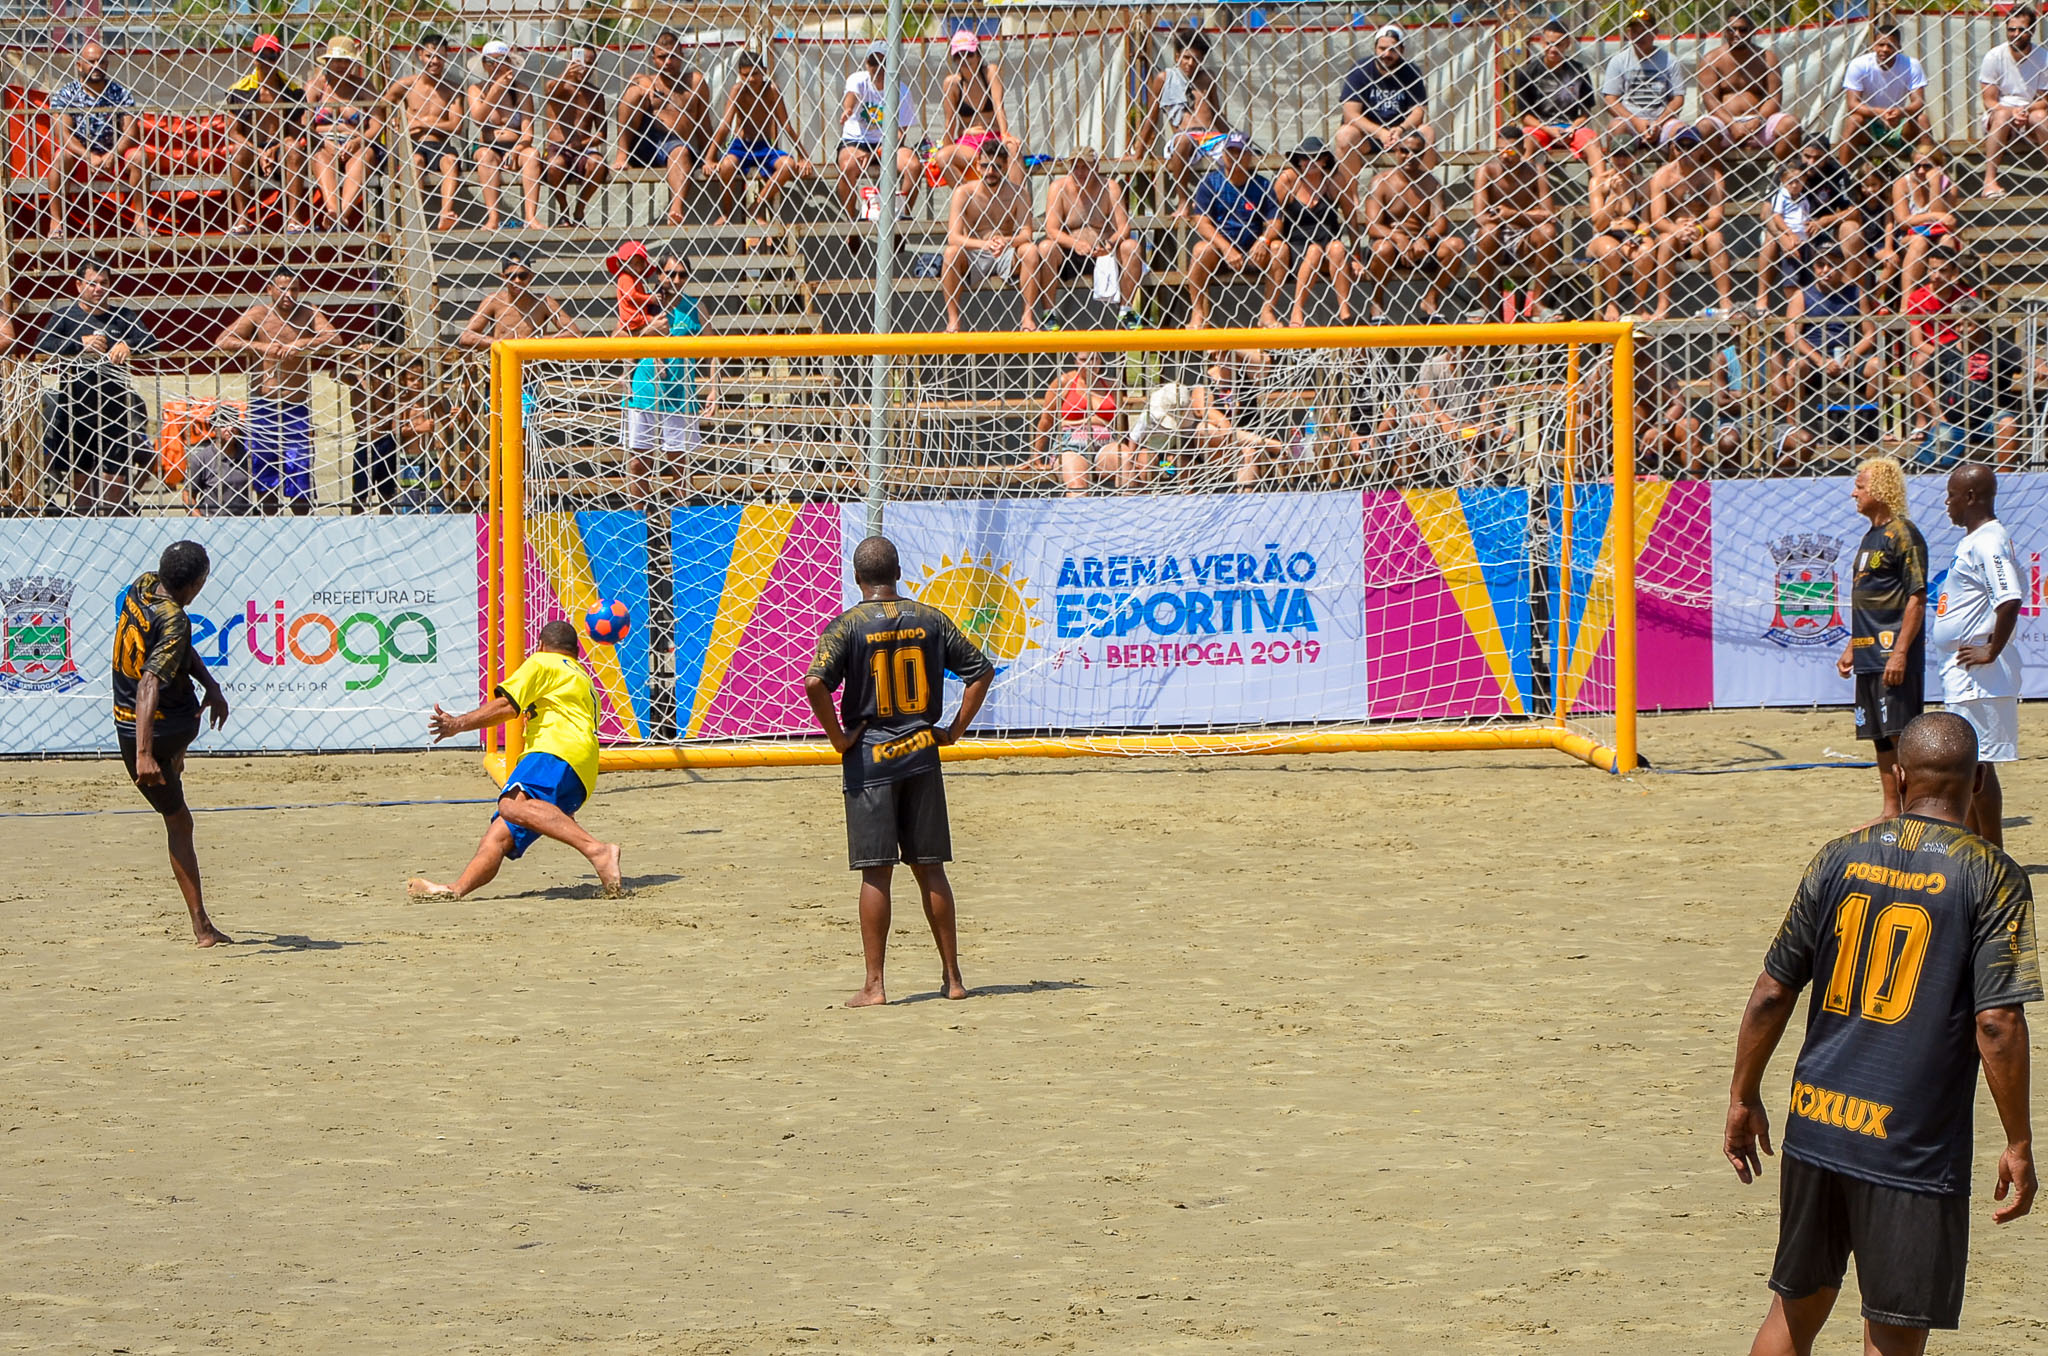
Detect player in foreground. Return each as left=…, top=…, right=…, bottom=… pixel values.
left=114, top=540, right=232, bottom=946
left=409, top=619, right=625, bottom=900
left=1725, top=712, right=2039, bottom=1354
left=1934, top=464, right=2024, bottom=847
left=804, top=536, right=994, bottom=1007
left=1837, top=456, right=1927, bottom=821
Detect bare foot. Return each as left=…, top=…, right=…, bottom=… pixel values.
left=193, top=916, right=232, bottom=947
left=846, top=983, right=887, bottom=1008
left=407, top=877, right=458, bottom=902
left=1258, top=309, right=1279, bottom=328
left=592, top=843, right=626, bottom=897
left=942, top=974, right=969, bottom=1000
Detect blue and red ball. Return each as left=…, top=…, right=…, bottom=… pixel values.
left=585, top=599, right=632, bottom=645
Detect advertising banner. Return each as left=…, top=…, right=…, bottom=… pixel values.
left=867, top=493, right=1370, bottom=729
left=1712, top=473, right=2048, bottom=707
left=0, top=517, right=478, bottom=754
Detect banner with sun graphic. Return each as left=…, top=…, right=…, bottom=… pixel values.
left=868, top=495, right=1371, bottom=729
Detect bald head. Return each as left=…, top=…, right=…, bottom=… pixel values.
left=1945, top=463, right=1999, bottom=529
left=1894, top=712, right=1982, bottom=822
left=852, top=535, right=901, bottom=588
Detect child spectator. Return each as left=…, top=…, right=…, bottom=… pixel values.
left=1754, top=161, right=1814, bottom=316
left=181, top=404, right=253, bottom=516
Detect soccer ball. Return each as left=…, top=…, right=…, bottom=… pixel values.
left=585, top=600, right=631, bottom=645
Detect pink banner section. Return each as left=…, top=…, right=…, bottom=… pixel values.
left=697, top=503, right=845, bottom=739
left=475, top=515, right=491, bottom=708
left=1362, top=490, right=1513, bottom=721
left=1637, top=482, right=1714, bottom=713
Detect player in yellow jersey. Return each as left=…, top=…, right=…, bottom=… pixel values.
left=409, top=619, right=625, bottom=899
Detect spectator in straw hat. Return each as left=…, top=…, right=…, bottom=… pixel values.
left=305, top=35, right=383, bottom=229
left=1335, top=24, right=1433, bottom=191
left=468, top=39, right=539, bottom=231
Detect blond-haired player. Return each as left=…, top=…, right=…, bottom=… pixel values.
left=1835, top=456, right=1928, bottom=820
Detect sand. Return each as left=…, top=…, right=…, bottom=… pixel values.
left=1, top=708, right=2043, bottom=1354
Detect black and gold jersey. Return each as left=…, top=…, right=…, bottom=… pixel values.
left=807, top=597, right=993, bottom=791
left=1765, top=816, right=2042, bottom=1195
left=111, top=572, right=201, bottom=740
left=1850, top=516, right=1928, bottom=675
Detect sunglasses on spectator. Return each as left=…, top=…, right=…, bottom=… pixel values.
left=505, top=267, right=532, bottom=281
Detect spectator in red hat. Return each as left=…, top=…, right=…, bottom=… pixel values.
left=608, top=240, right=659, bottom=336
left=226, top=32, right=308, bottom=233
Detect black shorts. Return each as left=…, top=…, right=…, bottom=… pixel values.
left=1770, top=1154, right=1969, bottom=1330
left=845, top=767, right=951, bottom=870
left=352, top=432, right=398, bottom=505
left=118, top=728, right=195, bottom=817
left=1853, top=666, right=1924, bottom=748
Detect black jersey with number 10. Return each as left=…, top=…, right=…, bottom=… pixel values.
left=807, top=598, right=994, bottom=792
left=1764, top=816, right=2041, bottom=1195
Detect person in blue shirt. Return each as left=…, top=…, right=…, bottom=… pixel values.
left=623, top=249, right=718, bottom=492
left=1185, top=134, right=1287, bottom=329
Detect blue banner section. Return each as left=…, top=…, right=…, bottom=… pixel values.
left=574, top=511, right=654, bottom=735
left=1458, top=486, right=1535, bottom=710
left=1545, top=483, right=1614, bottom=671
left=669, top=506, right=744, bottom=717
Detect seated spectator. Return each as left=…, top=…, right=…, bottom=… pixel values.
left=1126, top=357, right=1283, bottom=489
left=1266, top=138, right=1353, bottom=326
left=1895, top=147, right=1962, bottom=308
left=33, top=262, right=156, bottom=515
left=468, top=40, right=538, bottom=231
left=1634, top=350, right=1703, bottom=477
left=1405, top=331, right=1514, bottom=485
left=1513, top=20, right=1602, bottom=178
left=1903, top=248, right=1977, bottom=436
left=1850, top=159, right=1900, bottom=304
left=942, top=139, right=1041, bottom=331
left=1836, top=20, right=1928, bottom=169
left=1921, top=297, right=2047, bottom=468
left=930, top=32, right=1022, bottom=189
left=1981, top=6, right=2048, bottom=199
left=457, top=248, right=580, bottom=347
left=46, top=41, right=145, bottom=238
left=1363, top=130, right=1464, bottom=323
left=1034, top=351, right=1127, bottom=493
left=1648, top=127, right=1733, bottom=319
left=1037, top=148, right=1145, bottom=328
left=384, top=34, right=465, bottom=233
left=622, top=250, right=716, bottom=492
left=1797, top=137, right=1862, bottom=266
left=1754, top=161, right=1817, bottom=316
left=1145, top=29, right=1230, bottom=218
left=617, top=29, right=713, bottom=227
left=182, top=404, right=253, bottom=517
left=834, top=42, right=922, bottom=221
left=214, top=265, right=345, bottom=513
left=541, top=46, right=609, bottom=227
left=1602, top=10, right=1687, bottom=154
left=226, top=33, right=308, bottom=235
left=1587, top=137, right=1654, bottom=320
left=1185, top=134, right=1285, bottom=330
left=1469, top=125, right=1559, bottom=321
left=306, top=36, right=383, bottom=230
left=707, top=52, right=809, bottom=227
left=1773, top=250, right=1879, bottom=429
left=1334, top=26, right=1433, bottom=191
left=1696, top=7, right=1802, bottom=165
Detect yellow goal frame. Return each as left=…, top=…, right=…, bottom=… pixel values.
left=484, top=324, right=1638, bottom=780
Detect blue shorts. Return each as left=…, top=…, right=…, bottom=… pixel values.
left=636, top=135, right=693, bottom=170
left=1918, top=417, right=2011, bottom=468
left=495, top=752, right=590, bottom=860
left=726, top=140, right=789, bottom=176
left=246, top=397, right=313, bottom=500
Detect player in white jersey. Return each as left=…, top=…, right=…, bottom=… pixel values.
left=1934, top=464, right=2025, bottom=844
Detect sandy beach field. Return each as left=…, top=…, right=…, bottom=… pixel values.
left=2, top=708, right=2043, bottom=1354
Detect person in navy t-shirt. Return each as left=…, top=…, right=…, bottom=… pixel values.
left=1185, top=133, right=1286, bottom=328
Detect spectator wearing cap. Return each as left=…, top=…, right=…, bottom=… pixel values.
left=834, top=41, right=922, bottom=221
left=1836, top=20, right=1928, bottom=170
left=1038, top=147, right=1146, bottom=326
left=1648, top=126, right=1735, bottom=318
left=1264, top=138, right=1352, bottom=326
left=1185, top=133, right=1286, bottom=330
left=1602, top=10, right=1687, bottom=153
left=468, top=40, right=538, bottom=231
left=1512, top=20, right=1603, bottom=178
left=930, top=31, right=1022, bottom=190
left=1470, top=125, right=1561, bottom=320
left=1143, top=28, right=1230, bottom=219
left=226, top=33, right=309, bottom=234
left=707, top=51, right=810, bottom=228
left=1334, top=25, right=1433, bottom=192
left=1695, top=7, right=1803, bottom=167
left=541, top=45, right=608, bottom=227
left=45, top=40, right=145, bottom=239
left=618, top=29, right=714, bottom=227
left=1363, top=128, right=1464, bottom=323
left=305, top=35, right=383, bottom=229
left=458, top=248, right=579, bottom=347
left=381, top=33, right=466, bottom=233
left=1981, top=5, right=2048, bottom=199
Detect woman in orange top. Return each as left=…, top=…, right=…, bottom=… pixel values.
left=1034, top=350, right=1129, bottom=493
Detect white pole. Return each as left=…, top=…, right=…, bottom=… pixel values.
left=863, top=4, right=909, bottom=537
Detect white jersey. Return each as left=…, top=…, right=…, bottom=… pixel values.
left=1841, top=51, right=1926, bottom=109
left=1933, top=518, right=2025, bottom=702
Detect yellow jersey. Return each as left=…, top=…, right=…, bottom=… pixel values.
left=497, top=652, right=600, bottom=796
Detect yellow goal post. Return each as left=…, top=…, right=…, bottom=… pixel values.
left=485, top=323, right=1638, bottom=780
